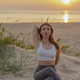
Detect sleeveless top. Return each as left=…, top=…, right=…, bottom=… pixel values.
left=36, top=41, right=56, bottom=61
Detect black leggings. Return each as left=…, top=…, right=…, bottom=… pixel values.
left=33, top=64, right=62, bottom=80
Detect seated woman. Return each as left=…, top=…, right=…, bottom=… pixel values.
left=32, top=22, right=62, bottom=80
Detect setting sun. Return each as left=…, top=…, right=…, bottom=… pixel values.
left=63, top=0, right=70, bottom=4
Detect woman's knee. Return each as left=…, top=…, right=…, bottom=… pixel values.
left=44, top=76, right=54, bottom=80
left=46, top=67, right=61, bottom=80
left=33, top=75, right=38, bottom=80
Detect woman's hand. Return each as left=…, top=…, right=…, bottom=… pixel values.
left=33, top=23, right=39, bottom=32
left=33, top=23, right=38, bottom=27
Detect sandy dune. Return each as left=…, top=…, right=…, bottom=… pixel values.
left=0, top=22, right=80, bottom=80
left=0, top=45, right=80, bottom=80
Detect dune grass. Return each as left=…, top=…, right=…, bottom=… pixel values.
left=56, top=38, right=80, bottom=56
left=0, top=23, right=31, bottom=76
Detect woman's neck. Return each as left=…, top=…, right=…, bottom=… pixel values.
left=42, top=38, right=50, bottom=44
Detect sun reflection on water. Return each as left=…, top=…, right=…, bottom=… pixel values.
left=63, top=11, right=69, bottom=23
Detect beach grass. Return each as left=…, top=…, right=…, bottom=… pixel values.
left=0, top=23, right=30, bottom=76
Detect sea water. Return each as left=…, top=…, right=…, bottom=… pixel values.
left=0, top=10, right=80, bottom=23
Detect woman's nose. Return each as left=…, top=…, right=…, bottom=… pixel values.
left=45, top=29, right=48, bottom=32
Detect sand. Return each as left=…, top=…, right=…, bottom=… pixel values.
left=0, top=22, right=80, bottom=80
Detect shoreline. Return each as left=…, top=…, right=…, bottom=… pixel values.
left=1, top=22, right=80, bottom=24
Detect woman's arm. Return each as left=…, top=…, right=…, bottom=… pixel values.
left=55, top=49, right=60, bottom=65
left=32, top=23, right=39, bottom=39
left=32, top=23, right=40, bottom=52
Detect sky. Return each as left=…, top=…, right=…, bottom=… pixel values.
left=0, top=0, right=80, bottom=10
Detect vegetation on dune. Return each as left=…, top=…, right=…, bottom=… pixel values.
left=0, top=22, right=32, bottom=76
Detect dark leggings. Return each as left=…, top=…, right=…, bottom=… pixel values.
left=33, top=64, right=62, bottom=80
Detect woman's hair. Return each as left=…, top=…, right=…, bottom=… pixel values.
left=38, top=22, right=61, bottom=50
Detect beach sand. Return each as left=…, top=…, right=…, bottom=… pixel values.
left=0, top=22, right=80, bottom=80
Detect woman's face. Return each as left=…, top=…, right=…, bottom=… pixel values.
left=40, top=25, right=51, bottom=37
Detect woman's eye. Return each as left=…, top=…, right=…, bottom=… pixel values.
left=47, top=29, right=50, bottom=30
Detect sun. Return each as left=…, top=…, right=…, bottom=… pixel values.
left=63, top=0, right=70, bottom=4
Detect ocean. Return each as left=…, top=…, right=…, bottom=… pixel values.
left=0, top=10, right=80, bottom=23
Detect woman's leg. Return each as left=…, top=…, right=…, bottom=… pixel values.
left=44, top=76, right=54, bottom=80
left=34, top=66, right=61, bottom=80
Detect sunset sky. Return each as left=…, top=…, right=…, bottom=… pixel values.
left=0, top=0, right=80, bottom=10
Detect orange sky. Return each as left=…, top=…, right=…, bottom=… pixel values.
left=0, top=0, right=80, bottom=10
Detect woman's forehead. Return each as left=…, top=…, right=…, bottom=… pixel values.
left=42, top=25, right=51, bottom=28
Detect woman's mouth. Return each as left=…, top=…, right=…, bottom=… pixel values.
left=45, top=34, right=48, bottom=35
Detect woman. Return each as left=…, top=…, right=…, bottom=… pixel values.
left=32, top=22, right=62, bottom=80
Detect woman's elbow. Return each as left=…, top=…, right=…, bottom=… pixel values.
left=55, top=60, right=59, bottom=65
left=55, top=62, right=58, bottom=65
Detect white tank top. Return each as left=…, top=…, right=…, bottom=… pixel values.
left=36, top=41, right=56, bottom=61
